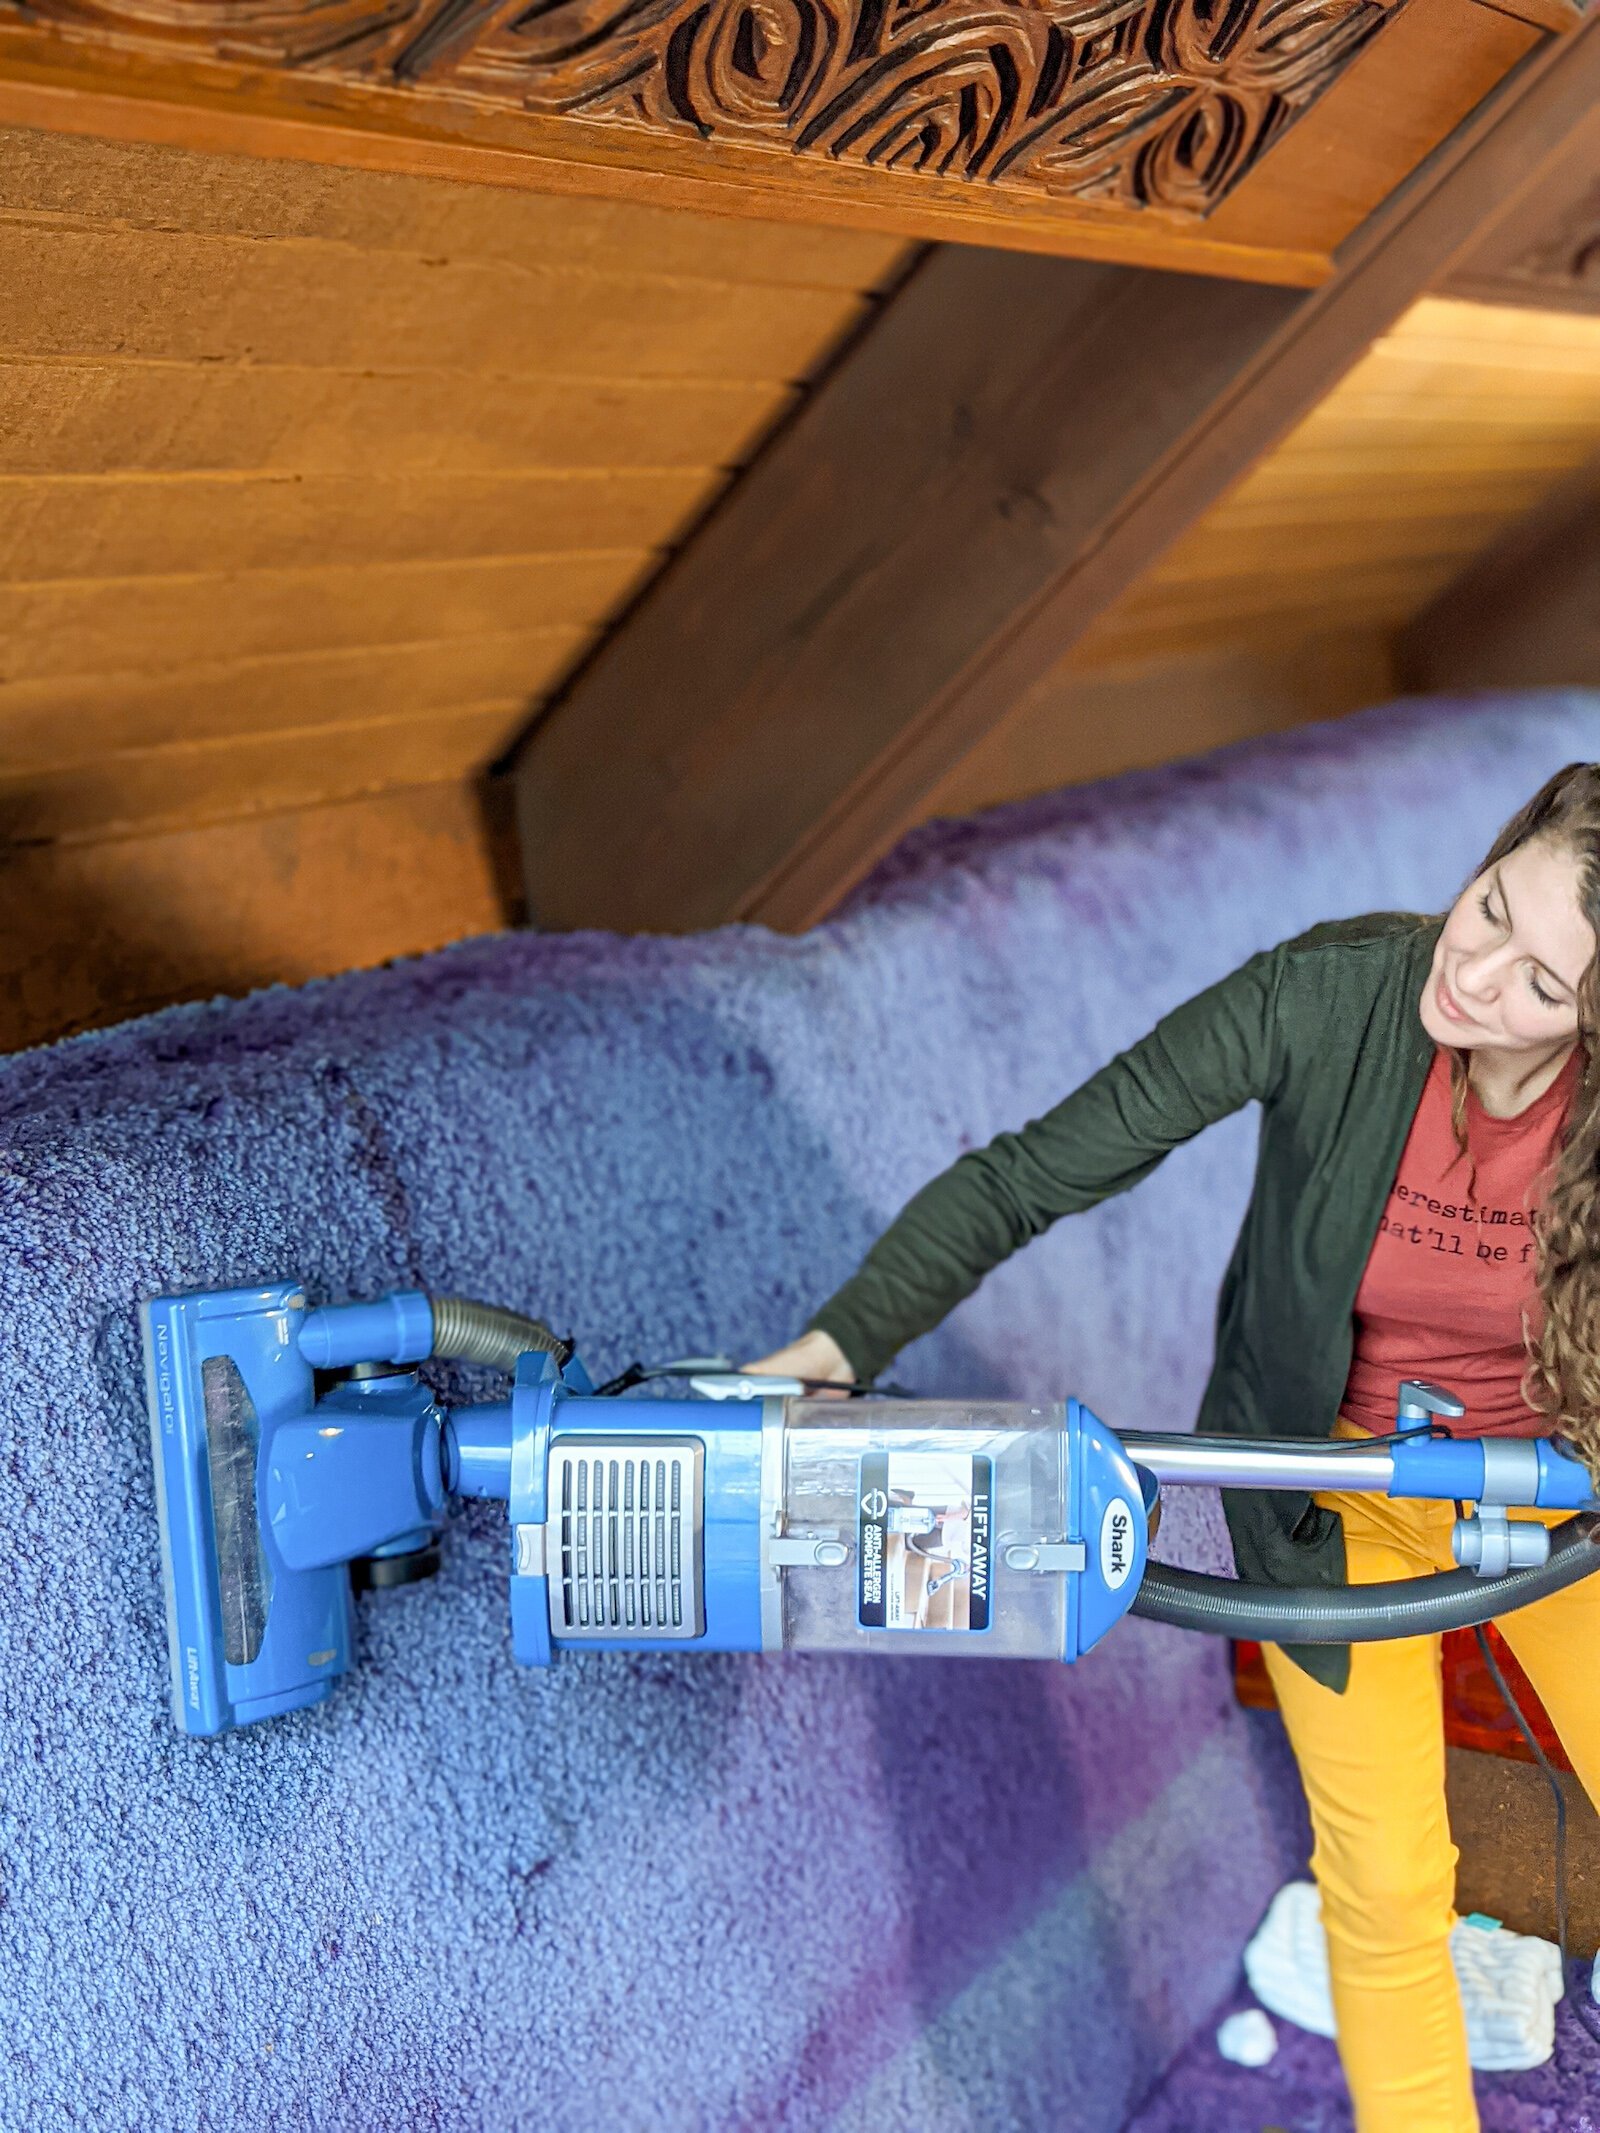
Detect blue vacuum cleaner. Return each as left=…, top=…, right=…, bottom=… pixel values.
left=141, top=1281, right=1600, bottom=1736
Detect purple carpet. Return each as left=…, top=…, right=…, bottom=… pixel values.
left=1, top=691, right=1597, bottom=2132
left=1127, top=1967, right=1600, bottom=2132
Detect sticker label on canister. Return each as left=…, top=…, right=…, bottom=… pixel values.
left=1099, top=1497, right=1135, bottom=1590
left=858, top=1450, right=992, bottom=1631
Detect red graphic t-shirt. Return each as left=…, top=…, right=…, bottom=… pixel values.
left=1341, top=1045, right=1582, bottom=1439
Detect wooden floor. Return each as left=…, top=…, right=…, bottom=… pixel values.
left=1450, top=1746, right=1600, bottom=1947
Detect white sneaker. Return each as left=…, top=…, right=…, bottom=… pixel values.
left=1243, top=1881, right=1564, bottom=2073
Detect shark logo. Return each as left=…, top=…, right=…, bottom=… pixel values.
left=1099, top=1499, right=1135, bottom=1591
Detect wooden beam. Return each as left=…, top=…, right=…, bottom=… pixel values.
left=512, top=19, right=1600, bottom=932
left=0, top=0, right=1560, bottom=279
left=1437, top=79, right=1600, bottom=314
left=1395, top=451, right=1600, bottom=693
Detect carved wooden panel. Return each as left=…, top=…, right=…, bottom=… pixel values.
left=4, top=0, right=1411, bottom=221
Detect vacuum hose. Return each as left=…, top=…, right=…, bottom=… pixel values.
left=1132, top=1513, right=1600, bottom=1641
left=428, top=1295, right=568, bottom=1372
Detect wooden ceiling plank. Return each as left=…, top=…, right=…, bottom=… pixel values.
left=1132, top=524, right=1507, bottom=584
left=0, top=553, right=656, bottom=682
left=510, top=21, right=1600, bottom=934
left=0, top=630, right=593, bottom=768
left=1361, top=329, right=1600, bottom=365
left=1080, top=571, right=1460, bottom=643
left=1198, top=482, right=1559, bottom=524
left=1400, top=296, right=1600, bottom=342
left=1395, top=450, right=1600, bottom=691
left=0, top=360, right=798, bottom=478
left=0, top=467, right=715, bottom=578
left=0, top=123, right=914, bottom=293
left=0, top=697, right=530, bottom=844
left=0, top=221, right=878, bottom=382
left=0, top=780, right=517, bottom=1054
left=1232, top=449, right=1591, bottom=487
left=0, top=203, right=897, bottom=314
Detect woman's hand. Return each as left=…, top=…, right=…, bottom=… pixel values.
left=741, top=1326, right=855, bottom=1398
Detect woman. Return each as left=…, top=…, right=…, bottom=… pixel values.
left=750, top=763, right=1600, bottom=2133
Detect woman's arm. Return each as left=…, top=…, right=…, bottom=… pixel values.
left=790, top=940, right=1291, bottom=1382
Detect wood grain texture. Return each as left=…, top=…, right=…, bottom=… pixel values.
left=0, top=0, right=1560, bottom=277
left=514, top=246, right=1305, bottom=933
left=0, top=46, right=1334, bottom=280
left=0, top=630, right=590, bottom=770
left=0, top=701, right=528, bottom=843
left=0, top=553, right=654, bottom=680
left=0, top=779, right=518, bottom=1051
left=1438, top=85, right=1600, bottom=314
left=914, top=293, right=1600, bottom=829
left=0, top=117, right=912, bottom=288
left=921, top=631, right=1398, bottom=821
left=1070, top=296, right=1600, bottom=665
left=0, top=219, right=876, bottom=376
left=0, top=359, right=793, bottom=477
left=0, top=124, right=906, bottom=882
left=0, top=470, right=714, bottom=579
left=1396, top=449, right=1600, bottom=692
left=0, top=0, right=1412, bottom=225
left=512, top=23, right=1600, bottom=934
left=34, top=0, right=1409, bottom=216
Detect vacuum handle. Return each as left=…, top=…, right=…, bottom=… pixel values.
left=1397, top=1378, right=1466, bottom=1426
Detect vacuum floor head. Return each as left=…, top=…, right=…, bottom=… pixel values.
left=145, top=1284, right=337, bottom=1731
left=142, top=1282, right=446, bottom=1734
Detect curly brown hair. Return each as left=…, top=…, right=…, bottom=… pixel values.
left=1447, top=764, right=1600, bottom=1480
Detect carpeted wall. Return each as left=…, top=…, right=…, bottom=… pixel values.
left=3, top=691, right=1597, bottom=2133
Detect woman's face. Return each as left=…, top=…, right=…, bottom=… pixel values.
left=1421, top=837, right=1593, bottom=1058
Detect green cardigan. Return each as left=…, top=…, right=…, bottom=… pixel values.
left=810, top=913, right=1445, bottom=1691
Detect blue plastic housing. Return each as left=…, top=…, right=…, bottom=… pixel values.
left=143, top=1283, right=354, bottom=1735
left=298, top=1291, right=433, bottom=1371
left=1063, top=1398, right=1151, bottom=1661
left=1388, top=1431, right=1599, bottom=1510
left=142, top=1282, right=449, bottom=1736
left=494, top=1356, right=766, bottom=1666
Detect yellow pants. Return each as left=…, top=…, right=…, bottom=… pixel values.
left=1262, top=1448, right=1600, bottom=2133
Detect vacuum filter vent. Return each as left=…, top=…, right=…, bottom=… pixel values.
left=548, top=1437, right=705, bottom=1641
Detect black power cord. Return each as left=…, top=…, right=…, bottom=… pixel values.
left=1471, top=1621, right=1600, bottom=2051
